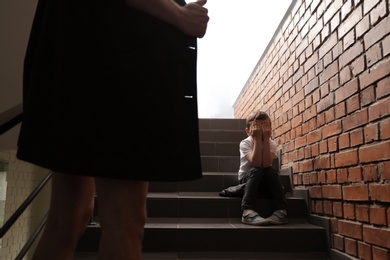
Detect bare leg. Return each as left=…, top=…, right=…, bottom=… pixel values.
left=32, top=172, right=95, bottom=260
left=95, top=178, right=149, bottom=260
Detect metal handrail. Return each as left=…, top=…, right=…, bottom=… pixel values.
left=0, top=172, right=52, bottom=238
left=0, top=103, right=51, bottom=259
left=0, top=103, right=23, bottom=135
left=15, top=212, right=48, bottom=260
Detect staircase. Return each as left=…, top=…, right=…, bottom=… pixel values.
left=74, top=118, right=331, bottom=260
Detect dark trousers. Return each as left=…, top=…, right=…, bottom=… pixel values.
left=239, top=167, right=287, bottom=211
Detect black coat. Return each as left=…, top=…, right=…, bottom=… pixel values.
left=17, top=0, right=202, bottom=181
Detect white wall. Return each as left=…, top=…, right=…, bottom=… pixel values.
left=0, top=0, right=38, bottom=150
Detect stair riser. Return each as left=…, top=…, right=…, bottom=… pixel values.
left=146, top=198, right=308, bottom=219
left=200, top=142, right=240, bottom=156
left=92, top=197, right=308, bottom=219
left=144, top=228, right=328, bottom=252
left=201, top=156, right=240, bottom=172
left=148, top=174, right=292, bottom=193
left=77, top=228, right=327, bottom=253
left=199, top=130, right=247, bottom=143
left=198, top=119, right=246, bottom=131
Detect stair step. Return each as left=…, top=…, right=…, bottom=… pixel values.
left=199, top=119, right=246, bottom=131
left=148, top=172, right=293, bottom=193
left=77, top=218, right=328, bottom=254
left=77, top=119, right=330, bottom=258
left=75, top=251, right=330, bottom=260
left=145, top=192, right=308, bottom=219
left=91, top=192, right=308, bottom=220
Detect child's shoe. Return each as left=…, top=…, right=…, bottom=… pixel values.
left=242, top=212, right=269, bottom=225
left=267, top=209, right=288, bottom=225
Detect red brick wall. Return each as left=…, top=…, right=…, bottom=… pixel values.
left=233, top=0, right=390, bottom=259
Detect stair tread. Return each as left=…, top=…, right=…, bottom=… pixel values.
left=87, top=218, right=323, bottom=230
left=75, top=251, right=330, bottom=260
left=147, top=191, right=302, bottom=200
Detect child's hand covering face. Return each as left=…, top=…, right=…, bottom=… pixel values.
left=250, top=119, right=271, bottom=140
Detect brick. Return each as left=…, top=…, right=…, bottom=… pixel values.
left=300, top=159, right=313, bottom=172
left=363, top=225, right=390, bottom=249
left=333, top=233, right=345, bottom=250
left=309, top=186, right=322, bottom=198
left=359, top=141, right=390, bottom=163
left=348, top=166, right=363, bottom=182
left=339, top=41, right=364, bottom=68
left=369, top=206, right=387, bottom=226
left=323, top=51, right=332, bottom=67
left=366, top=43, right=382, bottom=67
left=363, top=0, right=380, bottom=15
left=314, top=155, right=331, bottom=170
left=371, top=1, right=388, bottom=26
left=356, top=14, right=370, bottom=39
left=383, top=35, right=390, bottom=56
left=381, top=161, right=390, bottom=180
left=328, top=136, right=338, bottom=152
left=343, top=30, right=355, bottom=51
left=340, top=65, right=353, bottom=85
left=377, top=76, right=390, bottom=99
left=346, top=94, right=360, bottom=114
left=362, top=164, right=379, bottom=182
left=338, top=5, right=363, bottom=38
left=356, top=205, right=370, bottom=223
left=338, top=219, right=363, bottom=239
left=303, top=105, right=317, bottom=122
left=345, top=237, right=358, bottom=256
left=370, top=183, right=390, bottom=203
left=351, top=55, right=365, bottom=76
left=329, top=74, right=339, bottom=91
left=342, top=109, right=368, bottom=131
left=344, top=203, right=355, bottom=220
left=311, top=144, right=320, bottom=157
left=364, top=123, right=379, bottom=144
left=360, top=85, right=375, bottom=107
left=364, top=15, right=390, bottom=49
left=315, top=200, right=324, bottom=214
left=343, top=184, right=369, bottom=201
left=333, top=201, right=343, bottom=217
left=359, top=58, right=390, bottom=89
left=317, top=92, right=334, bottom=112
left=357, top=242, right=372, bottom=260
left=350, top=128, right=363, bottom=147
left=320, top=82, right=330, bottom=98
left=322, top=121, right=342, bottom=139
left=341, top=0, right=352, bottom=21
left=319, top=31, right=338, bottom=58
left=324, top=200, right=333, bottom=215
left=322, top=185, right=342, bottom=199
left=319, top=61, right=338, bottom=85
left=335, top=149, right=358, bottom=167
left=320, top=140, right=328, bottom=154
left=337, top=168, right=348, bottom=183
left=335, top=77, right=359, bottom=104
left=307, top=129, right=322, bottom=144
left=369, top=97, right=390, bottom=122
left=372, top=246, right=390, bottom=260
left=338, top=133, right=350, bottom=150
left=324, top=107, right=335, bottom=123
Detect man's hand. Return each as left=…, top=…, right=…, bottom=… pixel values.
left=179, top=0, right=209, bottom=38
left=125, top=0, right=209, bottom=38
